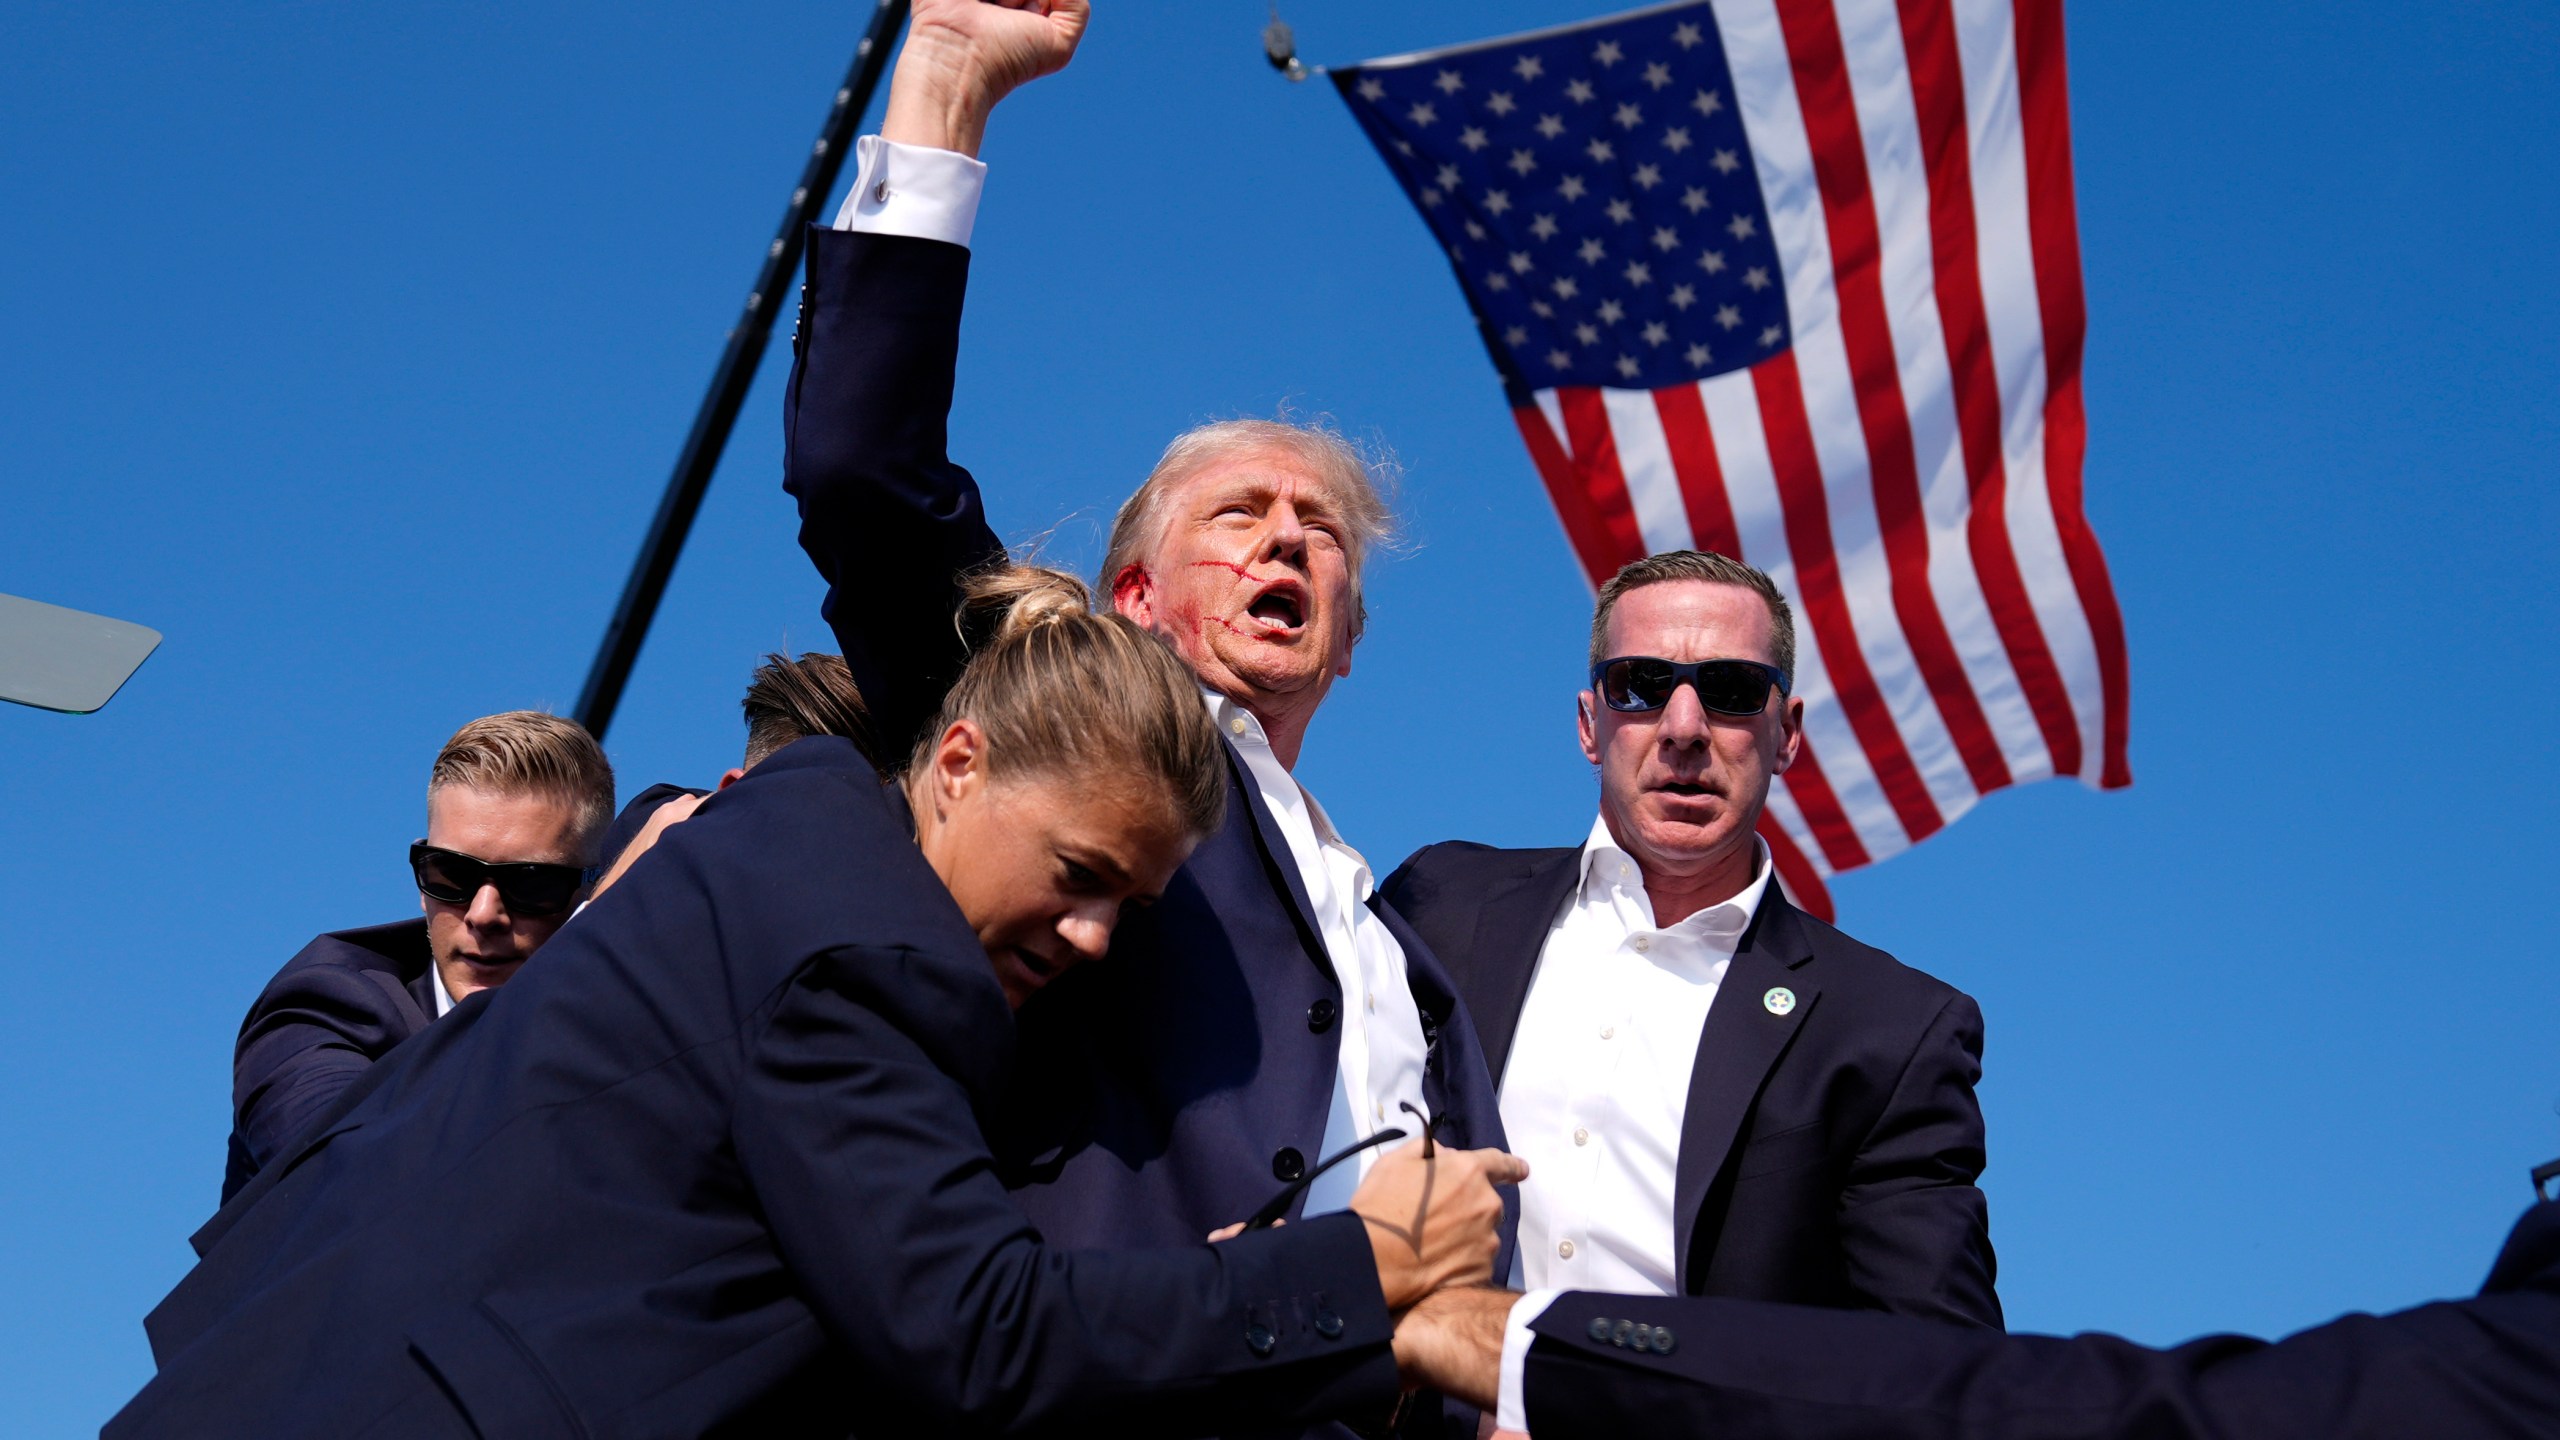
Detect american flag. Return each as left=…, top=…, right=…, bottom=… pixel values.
left=1335, top=0, right=2129, bottom=917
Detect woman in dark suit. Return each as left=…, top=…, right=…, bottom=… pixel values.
left=111, top=568, right=1523, bottom=1440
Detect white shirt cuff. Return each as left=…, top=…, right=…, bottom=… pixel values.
left=830, top=135, right=985, bottom=248
left=1496, top=1288, right=1561, bottom=1433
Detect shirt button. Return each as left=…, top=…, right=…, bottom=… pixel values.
left=1573, top=1127, right=1589, bottom=1146
left=1365, top=992, right=1376, bottom=1012
left=1228, top=715, right=1248, bottom=735
left=1599, top=1025, right=1616, bottom=1040
left=1557, top=1240, right=1576, bottom=1259
left=1631, top=935, right=1651, bottom=953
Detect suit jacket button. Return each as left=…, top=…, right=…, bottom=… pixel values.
left=1314, top=1308, right=1344, bottom=1339
left=1272, top=1147, right=1305, bottom=1182
left=1612, top=1318, right=1636, bottom=1348
left=1307, top=998, right=1338, bottom=1033
left=1650, top=1326, right=1677, bottom=1355
left=1587, top=1317, right=1613, bottom=1342
left=1245, top=1323, right=1276, bottom=1357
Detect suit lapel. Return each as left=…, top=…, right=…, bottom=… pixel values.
left=1671, top=891, right=1819, bottom=1291
left=1466, top=851, right=1584, bottom=1084
left=1226, top=741, right=1332, bottom=976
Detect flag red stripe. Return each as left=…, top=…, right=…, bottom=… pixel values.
left=1758, top=815, right=1836, bottom=923
left=1773, top=730, right=1872, bottom=871
left=2014, top=0, right=2132, bottom=788
left=1893, top=0, right=2084, bottom=780
left=1769, top=0, right=2013, bottom=798
left=1555, top=387, right=1652, bottom=581
left=1651, top=384, right=1745, bottom=558
left=1750, top=352, right=1942, bottom=844
left=1514, top=401, right=1627, bottom=587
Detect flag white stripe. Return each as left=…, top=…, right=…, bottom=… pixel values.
left=1953, top=0, right=2107, bottom=783
left=1695, top=369, right=1907, bottom=858
left=1723, top=0, right=1982, bottom=837
left=1832, top=0, right=2054, bottom=783
left=1601, top=388, right=1703, bottom=557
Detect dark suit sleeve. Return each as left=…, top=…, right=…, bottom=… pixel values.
left=1837, top=991, right=2001, bottom=1328
left=732, top=947, right=1402, bottom=1437
left=782, top=226, right=1008, bottom=761
left=230, top=967, right=414, bottom=1181
left=1523, top=1274, right=2560, bottom=1440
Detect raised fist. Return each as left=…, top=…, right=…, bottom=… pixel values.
left=885, top=0, right=1091, bottom=157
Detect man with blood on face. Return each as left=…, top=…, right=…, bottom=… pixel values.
left=1385, top=550, right=2002, bottom=1328
left=778, top=6, right=1514, bottom=1402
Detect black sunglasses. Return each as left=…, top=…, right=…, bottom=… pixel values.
left=1589, top=656, right=1791, bottom=717
left=1244, top=1102, right=1445, bottom=1231
left=408, top=842, right=587, bottom=918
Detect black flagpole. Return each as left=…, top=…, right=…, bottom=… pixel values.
left=574, top=0, right=913, bottom=739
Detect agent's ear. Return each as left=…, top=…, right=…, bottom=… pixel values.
left=930, top=719, right=988, bottom=808
left=715, top=767, right=747, bottom=791
left=1577, top=691, right=1603, bottom=766
left=1771, top=695, right=1805, bottom=776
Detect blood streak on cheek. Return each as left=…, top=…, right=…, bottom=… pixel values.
left=1190, top=560, right=1258, bottom=581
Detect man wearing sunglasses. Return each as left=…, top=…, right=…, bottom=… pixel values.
left=221, top=711, right=614, bottom=1202
left=1384, top=550, right=2000, bottom=1330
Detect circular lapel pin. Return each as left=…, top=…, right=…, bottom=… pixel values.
left=1763, top=986, right=1796, bottom=1016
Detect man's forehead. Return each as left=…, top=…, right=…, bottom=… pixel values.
left=1605, top=580, right=1775, bottom=658
left=1168, top=450, right=1344, bottom=512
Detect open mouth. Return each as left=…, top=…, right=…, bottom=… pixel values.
left=1011, top=947, right=1060, bottom=983
left=1245, top=583, right=1307, bottom=632
left=1658, top=780, right=1713, bottom=799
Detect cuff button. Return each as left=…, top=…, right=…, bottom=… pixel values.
left=1245, top=1323, right=1277, bottom=1357
left=1314, top=1309, right=1344, bottom=1339
left=1587, top=1316, right=1613, bottom=1342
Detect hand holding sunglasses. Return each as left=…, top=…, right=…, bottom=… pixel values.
left=1589, top=655, right=1791, bottom=717
left=409, top=842, right=589, bottom=918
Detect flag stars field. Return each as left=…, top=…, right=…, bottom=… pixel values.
left=1336, top=3, right=1790, bottom=392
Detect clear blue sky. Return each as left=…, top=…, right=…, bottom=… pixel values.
left=5, top=2, right=2556, bottom=1429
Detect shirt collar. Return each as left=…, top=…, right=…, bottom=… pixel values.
left=429, top=957, right=456, bottom=1018
left=1203, top=687, right=1269, bottom=750
left=1577, top=812, right=1774, bottom=936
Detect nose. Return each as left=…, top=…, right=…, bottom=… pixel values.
left=1261, top=498, right=1309, bottom=569
left=1057, top=902, right=1118, bottom=963
left=463, top=882, right=511, bottom=930
left=1654, top=680, right=1714, bottom=750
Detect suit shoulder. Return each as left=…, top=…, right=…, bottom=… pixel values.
left=1788, top=907, right=1973, bottom=1014
left=1388, top=840, right=1576, bottom=893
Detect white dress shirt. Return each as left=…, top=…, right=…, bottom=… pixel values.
left=831, top=135, right=986, bottom=246
left=829, top=143, right=1432, bottom=1214
left=1208, top=691, right=1431, bottom=1216
left=429, top=957, right=456, bottom=1018
left=1502, top=815, right=1773, bottom=1295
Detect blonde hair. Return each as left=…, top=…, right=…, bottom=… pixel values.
left=911, top=565, right=1227, bottom=838
left=427, top=711, right=616, bottom=859
left=1099, top=418, right=1397, bottom=638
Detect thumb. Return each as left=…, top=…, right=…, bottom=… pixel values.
left=1462, top=1148, right=1531, bottom=1186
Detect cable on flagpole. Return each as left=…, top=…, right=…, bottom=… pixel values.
left=1263, top=6, right=1323, bottom=81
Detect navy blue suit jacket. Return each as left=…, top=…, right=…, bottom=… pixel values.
left=111, top=739, right=1401, bottom=1439
left=1384, top=843, right=1998, bottom=1327
left=1524, top=1199, right=2560, bottom=1438
left=223, top=918, right=436, bottom=1203
left=781, top=227, right=1511, bottom=1254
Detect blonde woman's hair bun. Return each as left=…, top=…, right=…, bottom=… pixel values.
left=957, top=563, right=1092, bottom=647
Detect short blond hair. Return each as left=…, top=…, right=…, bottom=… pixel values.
left=1099, top=418, right=1397, bottom=637
left=427, top=711, right=616, bottom=860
